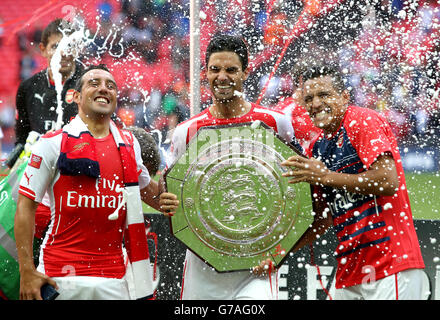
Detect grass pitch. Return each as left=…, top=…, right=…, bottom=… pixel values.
left=406, top=172, right=440, bottom=220
left=143, top=171, right=440, bottom=220
left=3, top=164, right=437, bottom=220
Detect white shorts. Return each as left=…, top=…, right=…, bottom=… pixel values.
left=52, top=276, right=131, bottom=300
left=180, top=250, right=279, bottom=300
left=334, top=268, right=430, bottom=300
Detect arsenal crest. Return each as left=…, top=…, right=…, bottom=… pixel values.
left=336, top=133, right=344, bottom=148
left=65, top=89, right=75, bottom=104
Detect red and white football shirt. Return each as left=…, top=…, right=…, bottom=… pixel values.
left=308, top=105, right=425, bottom=288
left=19, top=130, right=150, bottom=278
left=274, top=97, right=322, bottom=151
left=169, top=103, right=293, bottom=299
left=170, top=103, right=298, bottom=162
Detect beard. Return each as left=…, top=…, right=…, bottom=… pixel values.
left=212, top=88, right=243, bottom=103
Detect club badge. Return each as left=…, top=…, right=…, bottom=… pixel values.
left=65, top=89, right=75, bottom=104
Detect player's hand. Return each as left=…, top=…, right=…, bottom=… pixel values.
left=252, top=258, right=273, bottom=277
left=19, top=269, right=58, bottom=300
left=281, top=155, right=330, bottom=186
left=159, top=192, right=179, bottom=217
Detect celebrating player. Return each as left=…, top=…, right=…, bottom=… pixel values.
left=164, top=33, right=301, bottom=300
left=283, top=64, right=425, bottom=300
left=14, top=65, right=174, bottom=300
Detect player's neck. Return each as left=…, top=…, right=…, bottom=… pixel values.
left=210, top=98, right=251, bottom=119
left=323, top=106, right=348, bottom=137
left=78, top=112, right=110, bottom=139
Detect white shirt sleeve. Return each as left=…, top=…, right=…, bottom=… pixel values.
left=18, top=134, right=60, bottom=203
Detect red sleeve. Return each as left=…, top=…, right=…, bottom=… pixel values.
left=304, top=131, right=322, bottom=158
left=344, top=106, right=395, bottom=169
left=275, top=98, right=321, bottom=141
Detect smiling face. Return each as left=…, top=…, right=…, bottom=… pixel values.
left=206, top=51, right=249, bottom=103
left=302, top=75, right=349, bottom=135
left=74, top=68, right=118, bottom=119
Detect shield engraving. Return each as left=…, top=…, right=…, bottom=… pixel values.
left=164, top=122, right=314, bottom=272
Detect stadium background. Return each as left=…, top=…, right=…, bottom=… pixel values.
left=0, top=0, right=439, bottom=299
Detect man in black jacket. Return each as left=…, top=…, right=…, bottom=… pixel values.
left=13, top=19, right=84, bottom=261
left=15, top=19, right=83, bottom=146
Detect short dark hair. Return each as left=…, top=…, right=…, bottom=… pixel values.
left=205, top=34, right=248, bottom=71
left=291, top=64, right=308, bottom=88
left=74, top=64, right=112, bottom=92
left=301, top=64, right=346, bottom=93
left=126, top=126, right=161, bottom=176
left=41, top=19, right=73, bottom=46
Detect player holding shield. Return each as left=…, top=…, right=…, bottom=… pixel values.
left=160, top=34, right=302, bottom=300
left=283, top=65, right=425, bottom=300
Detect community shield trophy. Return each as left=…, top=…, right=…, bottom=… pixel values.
left=164, top=122, right=314, bottom=272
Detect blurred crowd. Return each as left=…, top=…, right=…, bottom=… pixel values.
left=0, top=0, right=439, bottom=159
left=258, top=0, right=440, bottom=148
left=340, top=0, right=440, bottom=147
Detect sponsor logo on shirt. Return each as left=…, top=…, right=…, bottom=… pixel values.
left=63, top=178, right=124, bottom=210
left=23, top=172, right=33, bottom=185
left=328, top=191, right=370, bottom=217
left=44, top=120, right=56, bottom=131
left=29, top=154, right=42, bottom=169
left=34, top=93, right=45, bottom=104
